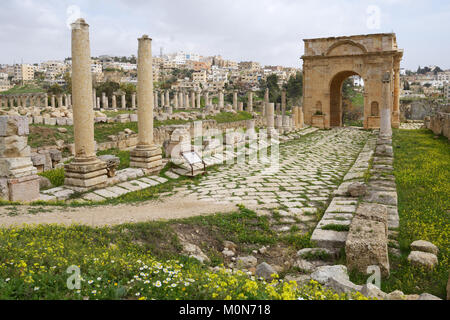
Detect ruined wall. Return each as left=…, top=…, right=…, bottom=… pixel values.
left=425, top=112, right=450, bottom=140
left=400, top=99, right=450, bottom=121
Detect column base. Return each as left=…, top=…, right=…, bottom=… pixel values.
left=130, top=144, right=163, bottom=174
left=64, top=157, right=108, bottom=191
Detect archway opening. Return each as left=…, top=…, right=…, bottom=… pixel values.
left=329, top=71, right=364, bottom=127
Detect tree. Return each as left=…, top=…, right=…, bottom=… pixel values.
left=285, top=72, right=303, bottom=105
left=47, top=84, right=63, bottom=95
left=95, top=81, right=120, bottom=98
left=258, top=74, right=281, bottom=102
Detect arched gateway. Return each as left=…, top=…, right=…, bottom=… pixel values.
left=302, top=33, right=403, bottom=129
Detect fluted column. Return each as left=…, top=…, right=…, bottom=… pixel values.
left=65, top=18, right=107, bottom=190
left=130, top=35, right=162, bottom=173
left=248, top=91, right=253, bottom=112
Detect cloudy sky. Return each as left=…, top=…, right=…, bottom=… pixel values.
left=1, top=0, right=449, bottom=70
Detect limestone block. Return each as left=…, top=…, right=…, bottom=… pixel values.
left=7, top=175, right=40, bottom=202
left=346, top=217, right=390, bottom=276
left=0, top=136, right=30, bottom=158
left=355, top=202, right=388, bottom=234
left=49, top=149, right=62, bottom=162
left=407, top=251, right=438, bottom=269
left=0, top=157, right=36, bottom=178
left=410, top=240, right=439, bottom=255
left=33, top=116, right=43, bottom=124
left=56, top=117, right=67, bottom=126
left=0, top=116, right=29, bottom=136
left=44, top=117, right=57, bottom=126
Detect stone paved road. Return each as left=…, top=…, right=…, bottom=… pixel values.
left=176, top=128, right=371, bottom=230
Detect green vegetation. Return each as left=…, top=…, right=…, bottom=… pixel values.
left=211, top=111, right=253, bottom=124
left=350, top=129, right=449, bottom=298
left=382, top=128, right=449, bottom=298
left=29, top=124, right=74, bottom=148
left=320, top=224, right=350, bottom=232
left=98, top=149, right=130, bottom=170
left=0, top=206, right=368, bottom=299
left=38, top=168, right=65, bottom=187
left=1, top=84, right=44, bottom=95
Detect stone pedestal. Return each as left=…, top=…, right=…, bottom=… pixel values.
left=0, top=116, right=39, bottom=202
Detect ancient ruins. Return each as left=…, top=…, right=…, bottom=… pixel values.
left=0, top=16, right=448, bottom=302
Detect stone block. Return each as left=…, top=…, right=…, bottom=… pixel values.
left=407, top=251, right=438, bottom=269
left=346, top=217, right=389, bottom=276
left=0, top=136, right=30, bottom=158
left=410, top=240, right=439, bottom=255
left=0, top=157, right=36, bottom=178
left=49, top=149, right=62, bottom=162
left=56, top=117, right=67, bottom=126
left=33, top=116, right=43, bottom=124
left=44, top=117, right=57, bottom=126
left=7, top=175, right=40, bottom=202
left=0, top=116, right=29, bottom=136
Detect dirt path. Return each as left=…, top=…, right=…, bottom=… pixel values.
left=0, top=195, right=238, bottom=228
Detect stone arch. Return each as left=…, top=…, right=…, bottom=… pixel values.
left=329, top=70, right=360, bottom=127
left=371, top=101, right=379, bottom=116
left=326, top=40, right=367, bottom=56
left=302, top=33, right=403, bottom=129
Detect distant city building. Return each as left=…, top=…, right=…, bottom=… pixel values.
left=14, top=64, right=34, bottom=82
left=444, top=84, right=450, bottom=100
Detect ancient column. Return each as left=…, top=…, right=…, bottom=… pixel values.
left=392, top=56, right=401, bottom=128
left=238, top=102, right=244, bottom=112
left=185, top=92, right=190, bottom=108
left=172, top=91, right=178, bottom=109
left=218, top=89, right=224, bottom=109
left=121, top=94, right=126, bottom=109
left=298, top=106, right=304, bottom=128
left=51, top=95, right=56, bottom=108
left=380, top=71, right=392, bottom=139
left=96, top=97, right=100, bottom=109
left=178, top=91, right=183, bottom=108
left=196, top=90, right=201, bottom=108
left=57, top=95, right=63, bottom=108
left=165, top=90, right=170, bottom=107
left=154, top=91, right=159, bottom=109
left=64, top=18, right=107, bottom=190
left=100, top=92, right=105, bottom=109
left=132, top=93, right=136, bottom=109
left=233, top=90, right=238, bottom=110
left=293, top=106, right=299, bottom=128
left=130, top=35, right=162, bottom=173
left=248, top=91, right=253, bottom=112
left=266, top=102, right=275, bottom=136
left=112, top=94, right=117, bottom=109
left=160, top=91, right=165, bottom=107
left=68, top=94, right=72, bottom=108
left=191, top=91, right=195, bottom=109
left=203, top=91, right=209, bottom=107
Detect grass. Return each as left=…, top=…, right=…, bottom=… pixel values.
left=0, top=206, right=368, bottom=300
left=97, top=149, right=130, bottom=170
left=210, top=111, right=253, bottom=124
left=38, top=168, right=65, bottom=187
left=1, top=84, right=44, bottom=95
left=320, top=224, right=350, bottom=232
left=349, top=129, right=449, bottom=298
